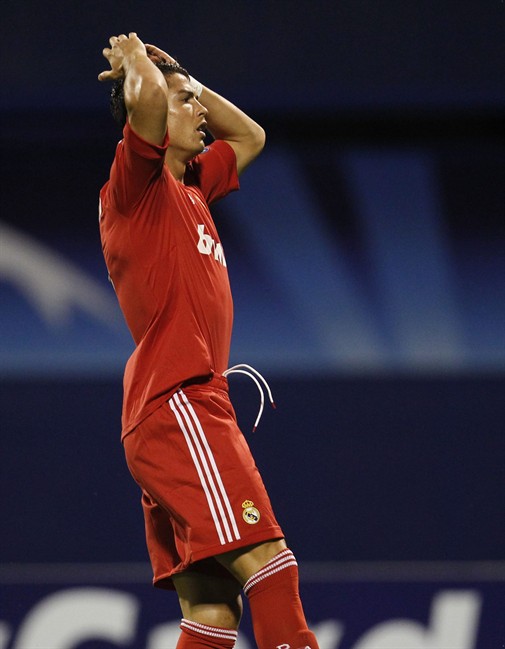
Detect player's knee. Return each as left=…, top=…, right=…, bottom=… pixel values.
left=179, top=601, right=242, bottom=630
left=173, top=571, right=243, bottom=629
left=217, top=538, right=288, bottom=584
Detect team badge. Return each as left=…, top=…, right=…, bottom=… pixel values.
left=242, top=499, right=260, bottom=525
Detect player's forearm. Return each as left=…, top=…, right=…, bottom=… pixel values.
left=199, top=86, right=266, bottom=173
left=123, top=54, right=168, bottom=115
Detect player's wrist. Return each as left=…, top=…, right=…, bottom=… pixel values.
left=123, top=50, right=151, bottom=73
left=189, top=75, right=203, bottom=99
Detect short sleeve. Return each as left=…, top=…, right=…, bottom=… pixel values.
left=108, top=121, right=169, bottom=215
left=186, top=140, right=240, bottom=205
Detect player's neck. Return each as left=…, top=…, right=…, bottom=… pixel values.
left=165, top=153, right=187, bottom=182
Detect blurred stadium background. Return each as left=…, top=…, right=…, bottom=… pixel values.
left=1, top=1, right=504, bottom=647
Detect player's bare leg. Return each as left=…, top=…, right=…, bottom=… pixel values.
left=217, top=539, right=320, bottom=649
left=172, top=570, right=242, bottom=648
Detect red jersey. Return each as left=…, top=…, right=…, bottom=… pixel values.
left=99, top=122, right=239, bottom=438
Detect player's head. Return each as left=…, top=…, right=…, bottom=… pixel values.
left=110, top=61, right=190, bottom=129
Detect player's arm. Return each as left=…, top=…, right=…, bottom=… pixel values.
left=198, top=86, right=266, bottom=175
left=146, top=43, right=265, bottom=175
left=99, top=33, right=168, bottom=145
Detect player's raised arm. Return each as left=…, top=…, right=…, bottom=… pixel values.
left=198, top=85, right=266, bottom=175
left=145, top=43, right=265, bottom=175
left=99, top=33, right=168, bottom=145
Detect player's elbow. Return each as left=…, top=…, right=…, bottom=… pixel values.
left=250, top=123, right=266, bottom=157
left=231, top=123, right=266, bottom=174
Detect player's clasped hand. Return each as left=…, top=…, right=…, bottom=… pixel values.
left=144, top=43, right=176, bottom=66
left=98, top=32, right=146, bottom=82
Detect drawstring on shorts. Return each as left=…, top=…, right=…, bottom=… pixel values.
left=223, top=364, right=276, bottom=432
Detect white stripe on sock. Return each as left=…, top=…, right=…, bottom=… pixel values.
left=243, top=549, right=298, bottom=595
left=245, top=549, right=295, bottom=582
left=181, top=618, right=238, bottom=641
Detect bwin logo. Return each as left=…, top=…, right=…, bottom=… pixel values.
left=197, top=224, right=227, bottom=267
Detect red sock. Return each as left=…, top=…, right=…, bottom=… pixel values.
left=176, top=619, right=238, bottom=648
left=244, top=549, right=320, bottom=649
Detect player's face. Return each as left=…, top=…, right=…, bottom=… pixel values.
left=165, top=73, right=208, bottom=159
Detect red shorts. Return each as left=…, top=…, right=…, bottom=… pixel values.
left=123, top=374, right=284, bottom=589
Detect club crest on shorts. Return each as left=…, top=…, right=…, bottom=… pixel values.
left=242, top=499, right=260, bottom=524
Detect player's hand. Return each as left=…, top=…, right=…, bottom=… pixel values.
left=98, top=32, right=147, bottom=82
left=145, top=43, right=178, bottom=66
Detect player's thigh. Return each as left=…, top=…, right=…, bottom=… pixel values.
left=216, top=538, right=288, bottom=585
left=172, top=567, right=243, bottom=629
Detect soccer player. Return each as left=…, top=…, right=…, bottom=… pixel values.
left=98, top=32, right=319, bottom=649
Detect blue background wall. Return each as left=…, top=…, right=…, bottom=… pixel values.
left=1, top=0, right=504, bottom=571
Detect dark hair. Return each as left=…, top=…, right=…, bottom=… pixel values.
left=110, top=61, right=190, bottom=128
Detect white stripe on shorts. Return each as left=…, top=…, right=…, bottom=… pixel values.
left=243, top=548, right=298, bottom=595
left=169, top=389, right=241, bottom=546
left=180, top=618, right=238, bottom=642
